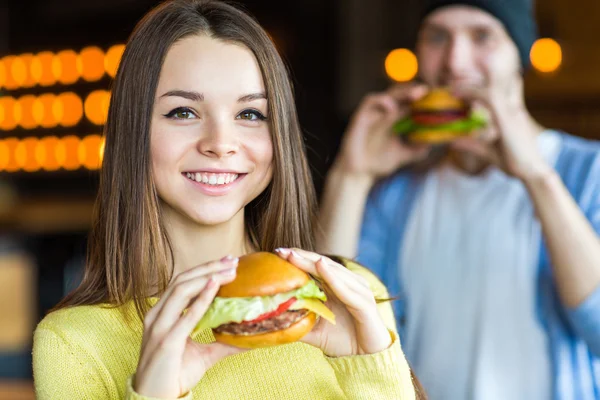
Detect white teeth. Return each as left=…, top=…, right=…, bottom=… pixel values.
left=186, top=172, right=239, bottom=186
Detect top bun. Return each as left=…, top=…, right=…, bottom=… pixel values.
left=411, top=88, right=466, bottom=112
left=217, top=252, right=310, bottom=298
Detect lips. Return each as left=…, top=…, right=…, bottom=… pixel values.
left=182, top=170, right=247, bottom=196
left=184, top=171, right=239, bottom=186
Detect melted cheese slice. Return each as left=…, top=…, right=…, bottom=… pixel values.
left=291, top=298, right=336, bottom=325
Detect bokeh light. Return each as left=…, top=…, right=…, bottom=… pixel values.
left=78, top=135, right=104, bottom=170
left=53, top=50, right=81, bottom=85
left=31, top=52, right=57, bottom=87
left=385, top=48, right=418, bottom=82
left=0, top=140, right=9, bottom=171
left=33, top=94, right=58, bottom=128
left=2, top=138, right=20, bottom=172
left=0, top=61, right=5, bottom=89
left=11, top=54, right=35, bottom=88
left=15, top=137, right=41, bottom=172
left=2, top=56, right=19, bottom=90
left=56, top=135, right=81, bottom=170
left=530, top=38, right=562, bottom=73
left=53, top=92, right=83, bottom=127
left=85, top=90, right=111, bottom=125
left=16, top=95, right=38, bottom=130
left=36, top=136, right=61, bottom=171
left=79, top=46, right=105, bottom=82
left=0, top=97, right=19, bottom=131
left=105, top=44, right=125, bottom=78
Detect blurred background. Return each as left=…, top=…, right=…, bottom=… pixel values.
left=1, top=0, right=600, bottom=398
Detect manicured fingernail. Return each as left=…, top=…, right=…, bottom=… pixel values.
left=275, top=248, right=290, bottom=255
left=290, top=250, right=302, bottom=259
left=219, top=268, right=237, bottom=276
left=220, top=255, right=239, bottom=265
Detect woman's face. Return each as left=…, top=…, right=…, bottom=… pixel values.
left=151, top=35, right=273, bottom=226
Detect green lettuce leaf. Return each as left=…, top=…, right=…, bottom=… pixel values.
left=393, top=111, right=487, bottom=135
left=192, top=280, right=326, bottom=334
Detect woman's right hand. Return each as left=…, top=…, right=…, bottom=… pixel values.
left=134, top=256, right=243, bottom=399
left=335, top=83, right=431, bottom=179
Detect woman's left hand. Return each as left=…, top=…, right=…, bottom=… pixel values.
left=275, top=248, right=392, bottom=357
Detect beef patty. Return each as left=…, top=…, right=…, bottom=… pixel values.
left=214, top=309, right=310, bottom=336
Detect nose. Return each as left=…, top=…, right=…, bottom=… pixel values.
left=443, top=34, right=474, bottom=78
left=196, top=119, right=238, bottom=158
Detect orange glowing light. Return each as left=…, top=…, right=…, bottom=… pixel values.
left=33, top=94, right=58, bottom=128
left=0, top=61, right=5, bottom=89
left=36, top=136, right=61, bottom=171
left=104, top=44, right=125, bottom=78
left=0, top=97, right=19, bottom=131
left=31, top=52, right=58, bottom=87
left=0, top=140, right=10, bottom=171
left=79, top=46, right=106, bottom=82
left=16, top=95, right=38, bottom=129
left=85, top=90, right=110, bottom=125
left=53, top=92, right=83, bottom=127
left=385, top=48, right=418, bottom=82
left=53, top=50, right=81, bottom=85
left=15, top=137, right=41, bottom=172
left=78, top=134, right=103, bottom=170
left=2, top=56, right=19, bottom=90
left=530, top=38, right=562, bottom=73
left=56, top=135, right=81, bottom=170
left=3, top=138, right=20, bottom=172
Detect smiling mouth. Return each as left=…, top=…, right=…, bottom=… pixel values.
left=183, top=171, right=243, bottom=186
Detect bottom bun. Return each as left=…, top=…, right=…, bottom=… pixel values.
left=213, top=312, right=317, bottom=349
left=408, top=129, right=473, bottom=144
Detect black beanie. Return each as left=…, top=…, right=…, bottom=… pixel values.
left=421, top=0, right=538, bottom=69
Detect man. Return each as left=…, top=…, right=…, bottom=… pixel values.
left=319, top=0, right=600, bottom=398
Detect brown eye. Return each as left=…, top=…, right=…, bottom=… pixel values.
left=237, top=109, right=266, bottom=121
left=164, top=107, right=196, bottom=120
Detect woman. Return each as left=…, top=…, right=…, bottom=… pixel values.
left=32, top=1, right=418, bottom=399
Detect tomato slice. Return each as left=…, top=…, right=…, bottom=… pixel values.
left=242, top=297, right=297, bottom=324
left=412, top=113, right=466, bottom=125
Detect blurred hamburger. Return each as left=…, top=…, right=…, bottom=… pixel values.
left=193, top=252, right=335, bottom=349
left=393, top=88, right=487, bottom=144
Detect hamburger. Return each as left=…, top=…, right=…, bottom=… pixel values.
left=393, top=88, right=487, bottom=144
left=193, top=252, right=335, bottom=349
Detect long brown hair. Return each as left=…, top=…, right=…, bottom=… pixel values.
left=55, top=0, right=317, bottom=319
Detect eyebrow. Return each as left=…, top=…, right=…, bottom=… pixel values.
left=238, top=92, right=267, bottom=103
left=160, top=90, right=204, bottom=102
left=159, top=90, right=267, bottom=103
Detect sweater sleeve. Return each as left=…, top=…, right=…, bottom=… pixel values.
left=33, top=326, right=120, bottom=400
left=33, top=325, right=193, bottom=400
left=325, top=260, right=416, bottom=400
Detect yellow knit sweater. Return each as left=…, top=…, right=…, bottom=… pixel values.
left=33, top=262, right=415, bottom=399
